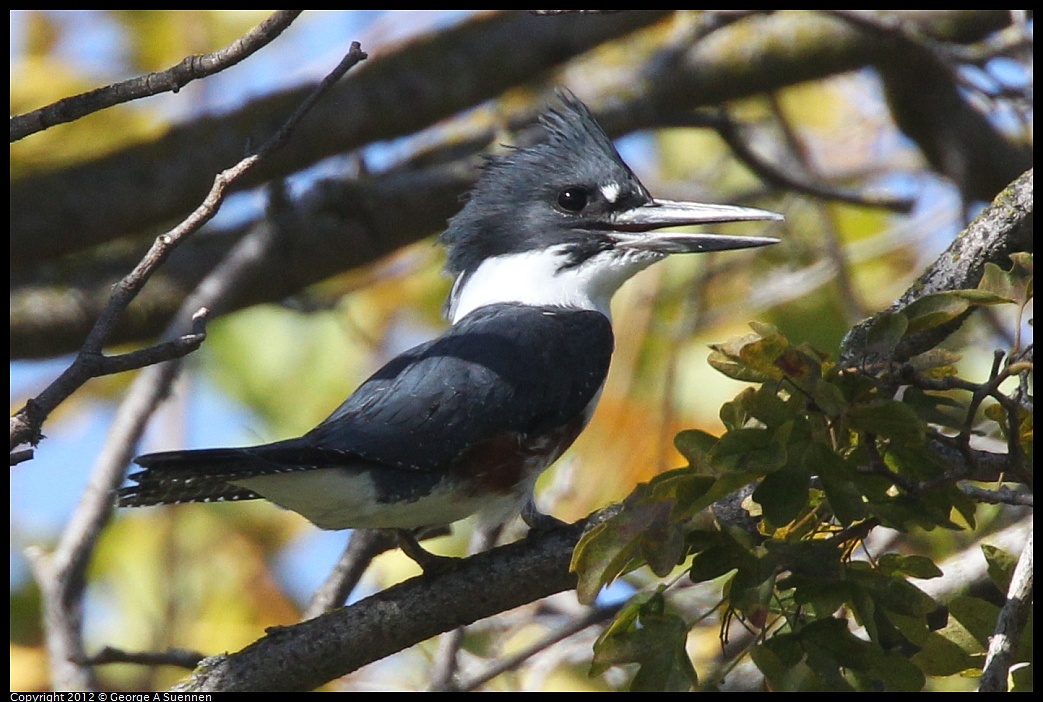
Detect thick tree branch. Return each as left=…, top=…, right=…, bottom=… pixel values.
left=11, top=11, right=1024, bottom=361
left=840, top=168, right=1033, bottom=366
left=174, top=521, right=588, bottom=692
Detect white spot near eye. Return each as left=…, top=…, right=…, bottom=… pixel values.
left=600, top=182, right=621, bottom=204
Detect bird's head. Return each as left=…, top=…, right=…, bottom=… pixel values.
left=441, top=93, right=782, bottom=322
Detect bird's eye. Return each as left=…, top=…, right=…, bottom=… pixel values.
left=557, top=187, right=589, bottom=212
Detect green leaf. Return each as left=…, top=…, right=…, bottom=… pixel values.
left=948, top=595, right=1001, bottom=650
left=572, top=493, right=680, bottom=603
left=592, top=594, right=698, bottom=691
left=848, top=400, right=926, bottom=446
left=713, top=427, right=788, bottom=474
left=845, top=562, right=940, bottom=618
left=911, top=599, right=989, bottom=675
left=977, top=255, right=1033, bottom=303
left=754, top=462, right=811, bottom=527
left=750, top=643, right=822, bottom=691
left=864, top=311, right=909, bottom=357
left=708, top=323, right=791, bottom=383
left=742, top=383, right=793, bottom=429
left=902, top=290, right=1011, bottom=334
left=673, top=429, right=718, bottom=472
left=981, top=544, right=1017, bottom=593
left=688, top=534, right=753, bottom=583
left=877, top=553, right=943, bottom=580
left=799, top=618, right=926, bottom=691
left=573, top=470, right=721, bottom=602
left=911, top=631, right=980, bottom=676
left=901, top=386, right=965, bottom=429
left=757, top=618, right=925, bottom=691
left=807, top=442, right=867, bottom=525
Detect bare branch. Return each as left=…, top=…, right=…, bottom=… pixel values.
left=9, top=42, right=368, bottom=456
left=10, top=11, right=304, bottom=142
left=979, top=526, right=1033, bottom=692
left=81, top=646, right=205, bottom=670
left=713, top=109, right=915, bottom=213
left=173, top=522, right=589, bottom=692
left=449, top=604, right=621, bottom=692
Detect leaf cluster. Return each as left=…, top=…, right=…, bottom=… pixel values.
left=574, top=256, right=1033, bottom=691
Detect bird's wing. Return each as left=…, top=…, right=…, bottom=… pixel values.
left=120, top=304, right=613, bottom=507
left=307, top=303, right=614, bottom=469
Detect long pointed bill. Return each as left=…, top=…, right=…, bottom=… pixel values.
left=611, top=198, right=783, bottom=254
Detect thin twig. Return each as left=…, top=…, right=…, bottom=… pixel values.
left=80, top=646, right=205, bottom=670
left=304, top=529, right=397, bottom=619
left=712, top=109, right=915, bottom=213
left=448, top=605, right=621, bottom=692
left=10, top=11, right=304, bottom=141
left=9, top=41, right=368, bottom=458
left=428, top=526, right=500, bottom=690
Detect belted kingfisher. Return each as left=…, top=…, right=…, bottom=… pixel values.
left=119, top=94, right=781, bottom=552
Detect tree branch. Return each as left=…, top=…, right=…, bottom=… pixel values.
left=9, top=43, right=368, bottom=456
left=839, top=168, right=1033, bottom=366
left=10, top=10, right=672, bottom=267
left=10, top=11, right=304, bottom=142
left=174, top=521, right=589, bottom=692
left=979, top=525, right=1033, bottom=692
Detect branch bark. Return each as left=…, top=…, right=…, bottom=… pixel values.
left=175, top=521, right=588, bottom=691
left=10, top=11, right=304, bottom=141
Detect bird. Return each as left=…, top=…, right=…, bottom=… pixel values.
left=119, top=93, right=782, bottom=563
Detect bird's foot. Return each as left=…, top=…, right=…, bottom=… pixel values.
left=395, top=529, right=458, bottom=575
left=521, top=502, right=568, bottom=532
